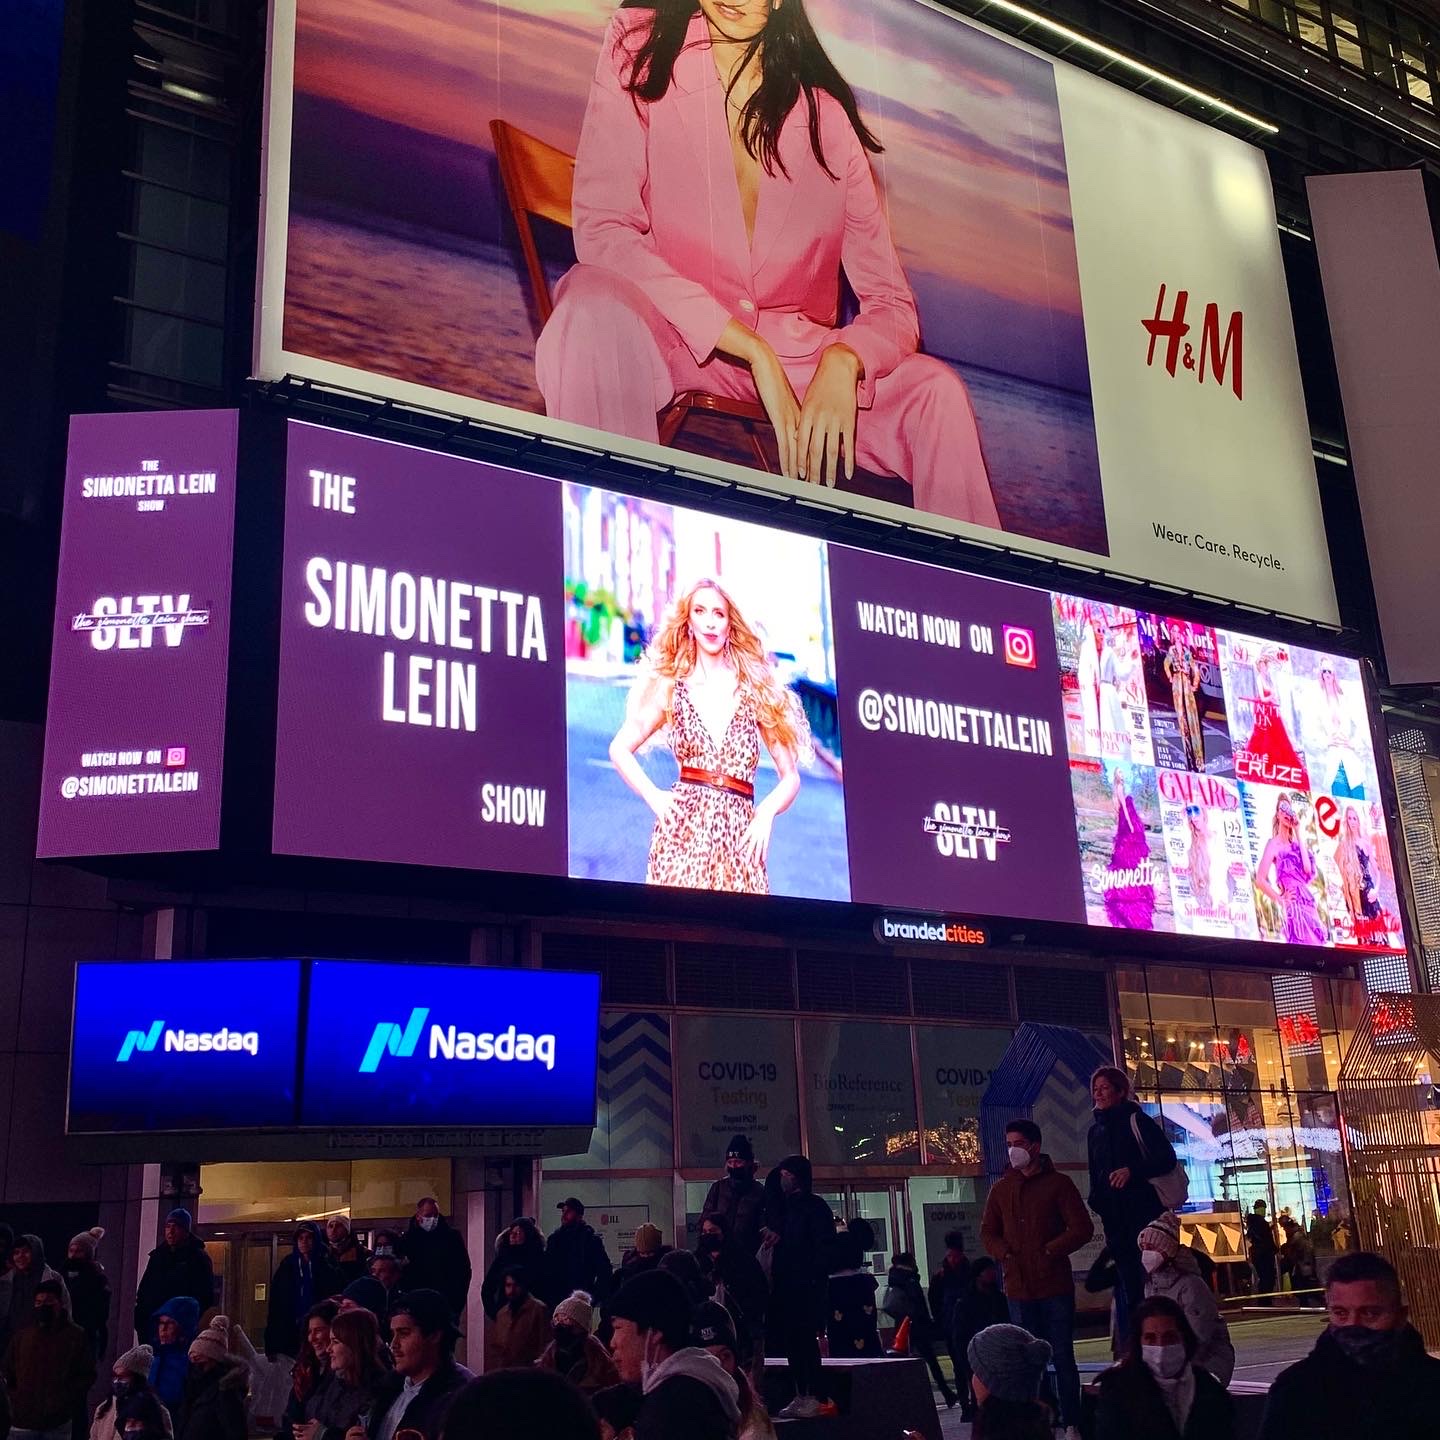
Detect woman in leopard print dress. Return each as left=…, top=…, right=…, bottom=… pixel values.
left=609, top=577, right=811, bottom=894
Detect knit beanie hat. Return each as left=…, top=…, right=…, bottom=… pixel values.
left=188, top=1315, right=232, bottom=1365
left=552, top=1290, right=595, bottom=1332
left=605, top=1271, right=691, bottom=1350
left=967, top=1324, right=1053, bottom=1403
left=342, top=1277, right=388, bottom=1315
left=691, top=1300, right=737, bottom=1354
left=725, top=1134, right=754, bottom=1162
left=1138, top=1210, right=1182, bottom=1260
left=633, top=1223, right=663, bottom=1256
left=115, top=1343, right=155, bottom=1380
left=165, top=1208, right=193, bottom=1233
left=69, top=1226, right=105, bottom=1259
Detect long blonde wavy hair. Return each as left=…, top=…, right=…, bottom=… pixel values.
left=634, top=577, right=812, bottom=760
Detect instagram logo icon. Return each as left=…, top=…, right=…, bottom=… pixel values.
left=1003, top=625, right=1037, bottom=669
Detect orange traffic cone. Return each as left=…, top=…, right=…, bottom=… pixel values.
left=891, top=1316, right=912, bottom=1354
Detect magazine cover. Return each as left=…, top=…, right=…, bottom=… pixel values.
left=1070, top=757, right=1173, bottom=931
left=1220, top=633, right=1308, bottom=791
left=1053, top=595, right=1153, bottom=765
left=1290, top=647, right=1377, bottom=800
left=1138, top=613, right=1232, bottom=776
left=1239, top=782, right=1331, bottom=945
left=1157, top=769, right=1257, bottom=939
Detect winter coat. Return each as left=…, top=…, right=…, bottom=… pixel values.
left=2, top=1315, right=97, bottom=1429
left=62, top=1259, right=112, bottom=1359
left=764, top=1156, right=834, bottom=1325
left=826, top=1270, right=881, bottom=1357
left=480, top=1226, right=547, bottom=1319
left=175, top=1358, right=248, bottom=1440
left=981, top=1153, right=1094, bottom=1301
left=265, top=1230, right=343, bottom=1358
left=396, top=1218, right=472, bottom=1320
left=1144, top=1249, right=1235, bottom=1385
left=1245, top=1213, right=1277, bottom=1260
left=363, top=1358, right=473, bottom=1440
left=1259, top=1323, right=1440, bottom=1440
left=8, top=1236, right=71, bottom=1338
left=544, top=1222, right=612, bottom=1307
left=1095, top=1361, right=1235, bottom=1440
left=90, top=1390, right=174, bottom=1440
left=491, top=1296, right=551, bottom=1369
left=698, top=1242, right=768, bottom=1361
left=700, top=1172, right=767, bottom=1257
left=147, top=1297, right=201, bottom=1412
left=954, top=1281, right=1009, bottom=1350
left=135, top=1236, right=216, bottom=1342
left=328, top=1238, right=372, bottom=1289
left=1086, top=1102, right=1175, bottom=1241
left=305, top=1367, right=384, bottom=1440
left=636, top=1347, right=741, bottom=1440
left=536, top=1333, right=621, bottom=1394
left=928, top=1257, right=971, bottom=1338
left=882, top=1264, right=939, bottom=1342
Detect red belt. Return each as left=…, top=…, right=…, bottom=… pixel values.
left=679, top=766, right=754, bottom=801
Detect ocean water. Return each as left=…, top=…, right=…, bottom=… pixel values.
left=283, top=210, right=1107, bottom=552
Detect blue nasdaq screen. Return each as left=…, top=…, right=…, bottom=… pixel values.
left=300, top=961, right=600, bottom=1128
left=69, top=960, right=303, bottom=1133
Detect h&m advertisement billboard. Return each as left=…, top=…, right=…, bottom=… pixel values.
left=255, top=0, right=1335, bottom=623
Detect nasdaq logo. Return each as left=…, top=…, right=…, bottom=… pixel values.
left=359, top=1006, right=556, bottom=1072
left=116, top=1020, right=164, bottom=1062
left=359, top=1007, right=430, bottom=1073
left=115, top=1021, right=259, bottom=1061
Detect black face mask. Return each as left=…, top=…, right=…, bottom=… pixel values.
left=112, top=1379, right=139, bottom=1402
left=35, top=1309, right=60, bottom=1329
left=700, top=1235, right=723, bottom=1253
left=1330, top=1325, right=1403, bottom=1367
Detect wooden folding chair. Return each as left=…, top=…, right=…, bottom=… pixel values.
left=490, top=118, right=774, bottom=471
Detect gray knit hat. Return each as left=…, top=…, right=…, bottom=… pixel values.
left=114, top=1343, right=155, bottom=1379
left=967, top=1323, right=1053, bottom=1403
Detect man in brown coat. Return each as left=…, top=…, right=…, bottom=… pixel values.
left=3, top=1279, right=97, bottom=1440
left=491, top=1268, right=550, bottom=1369
left=980, top=1118, right=1094, bottom=1440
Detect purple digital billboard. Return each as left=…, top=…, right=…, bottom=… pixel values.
left=271, top=422, right=1405, bottom=959
left=37, top=411, right=238, bottom=858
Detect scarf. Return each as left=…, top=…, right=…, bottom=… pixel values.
left=1152, top=1362, right=1195, bottom=1434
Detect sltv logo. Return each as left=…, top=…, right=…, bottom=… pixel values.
left=359, top=1006, right=557, bottom=1073
left=116, top=1021, right=259, bottom=1061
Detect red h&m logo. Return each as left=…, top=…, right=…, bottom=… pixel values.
left=1142, top=284, right=1244, bottom=400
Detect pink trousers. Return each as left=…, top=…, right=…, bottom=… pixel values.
left=535, top=265, right=1000, bottom=526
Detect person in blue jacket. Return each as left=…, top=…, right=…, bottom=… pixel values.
left=147, top=1296, right=200, bottom=1413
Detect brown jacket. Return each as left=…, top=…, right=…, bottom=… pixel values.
left=3, top=1318, right=97, bottom=1430
left=981, top=1154, right=1094, bottom=1301
left=536, top=1333, right=621, bottom=1394
left=492, top=1295, right=551, bottom=1368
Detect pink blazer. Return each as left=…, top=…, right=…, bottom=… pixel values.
left=572, top=8, right=920, bottom=406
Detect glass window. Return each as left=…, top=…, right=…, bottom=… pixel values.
left=914, top=1026, right=1013, bottom=1167
left=802, top=1021, right=919, bottom=1164
left=196, top=1161, right=451, bottom=1224
left=1117, top=965, right=1153, bottom=1084
left=675, top=1014, right=801, bottom=1169
left=1143, top=965, right=1223, bottom=1090
left=546, top=1011, right=673, bottom=1170
left=908, top=1174, right=985, bottom=1278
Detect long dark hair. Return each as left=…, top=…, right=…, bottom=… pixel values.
left=1118, top=1295, right=1197, bottom=1369
left=618, top=0, right=882, bottom=179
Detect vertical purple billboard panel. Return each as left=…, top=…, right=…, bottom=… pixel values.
left=272, top=423, right=568, bottom=874
left=37, top=410, right=238, bottom=857
left=830, top=547, right=1085, bottom=921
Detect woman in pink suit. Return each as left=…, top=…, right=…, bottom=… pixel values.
left=536, top=0, right=1001, bottom=525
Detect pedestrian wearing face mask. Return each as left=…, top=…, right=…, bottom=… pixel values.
left=396, top=1202, right=471, bottom=1324
left=2, top=1281, right=96, bottom=1440
left=980, top=1119, right=1093, bottom=1440
left=90, top=1347, right=173, bottom=1440
left=700, top=1136, right=766, bottom=1259
left=1138, top=1212, right=1233, bottom=1385
left=1259, top=1250, right=1440, bottom=1440
left=1094, top=1296, right=1234, bottom=1440
left=693, top=1216, right=767, bottom=1371
left=62, top=1230, right=111, bottom=1365
left=535, top=1292, right=619, bottom=1395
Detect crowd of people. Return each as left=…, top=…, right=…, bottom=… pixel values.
left=3, top=1091, right=1439, bottom=1440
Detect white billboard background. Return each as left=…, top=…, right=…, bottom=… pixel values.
left=255, top=0, right=1335, bottom=624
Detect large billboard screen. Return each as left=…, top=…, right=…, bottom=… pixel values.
left=256, top=0, right=1335, bottom=624
left=300, top=962, right=600, bottom=1127
left=273, top=421, right=1403, bottom=957
left=69, top=960, right=303, bottom=1133
left=37, top=411, right=239, bottom=858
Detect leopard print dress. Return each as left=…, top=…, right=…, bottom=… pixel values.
left=646, top=679, right=767, bottom=894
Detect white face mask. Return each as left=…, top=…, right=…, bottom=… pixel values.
left=1007, top=1145, right=1032, bottom=1170
left=1142, top=1343, right=1188, bottom=1380
left=1141, top=1249, right=1167, bottom=1274
left=417, top=1216, right=438, bottom=1232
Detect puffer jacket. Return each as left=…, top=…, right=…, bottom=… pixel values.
left=1145, top=1248, right=1234, bottom=1385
